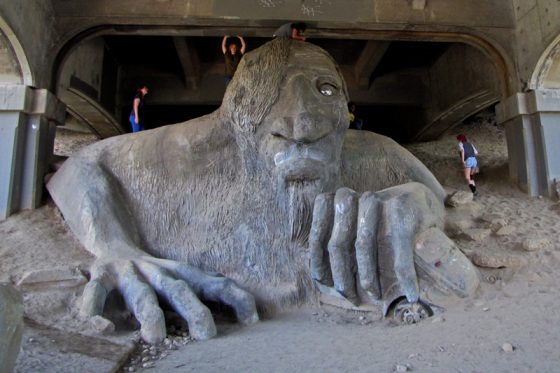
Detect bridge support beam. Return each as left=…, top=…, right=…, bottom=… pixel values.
left=497, top=89, right=560, bottom=198
left=354, top=41, right=390, bottom=90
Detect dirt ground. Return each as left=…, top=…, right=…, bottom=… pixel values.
left=2, top=112, right=560, bottom=372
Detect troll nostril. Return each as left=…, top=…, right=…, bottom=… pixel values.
left=295, top=139, right=305, bottom=146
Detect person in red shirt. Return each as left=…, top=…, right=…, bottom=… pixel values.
left=129, top=85, right=149, bottom=132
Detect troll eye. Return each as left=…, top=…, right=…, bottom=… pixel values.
left=318, top=82, right=336, bottom=96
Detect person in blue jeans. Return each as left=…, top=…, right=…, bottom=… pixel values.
left=457, top=134, right=479, bottom=195
left=129, top=85, right=149, bottom=132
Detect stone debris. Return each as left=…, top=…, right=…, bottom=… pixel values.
left=122, top=327, right=193, bottom=372
left=17, top=267, right=87, bottom=289
left=444, top=219, right=472, bottom=236
left=521, top=237, right=550, bottom=252
left=395, top=364, right=409, bottom=372
left=466, top=250, right=527, bottom=269
left=445, top=191, right=473, bottom=207
left=462, top=228, right=492, bottom=241
left=495, top=226, right=516, bottom=236
left=501, top=343, right=514, bottom=352
left=89, top=316, right=115, bottom=334
left=480, top=213, right=508, bottom=231
left=480, top=213, right=506, bottom=225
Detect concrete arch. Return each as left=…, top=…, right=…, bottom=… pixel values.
left=51, top=24, right=515, bottom=98
left=321, top=28, right=514, bottom=100
left=0, top=15, right=33, bottom=86
left=530, top=33, right=560, bottom=90
left=50, top=24, right=515, bottom=142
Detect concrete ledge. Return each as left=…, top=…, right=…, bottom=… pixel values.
left=0, top=86, right=65, bottom=124
left=30, top=89, right=66, bottom=125
left=497, top=89, right=560, bottom=122
left=0, top=85, right=33, bottom=112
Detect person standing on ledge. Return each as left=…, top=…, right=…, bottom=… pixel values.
left=457, top=134, right=480, bottom=196
left=222, top=35, right=246, bottom=86
left=273, top=22, right=307, bottom=41
left=129, top=85, right=149, bottom=132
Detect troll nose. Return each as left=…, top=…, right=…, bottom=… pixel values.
left=292, top=111, right=335, bottom=144
left=272, top=112, right=336, bottom=145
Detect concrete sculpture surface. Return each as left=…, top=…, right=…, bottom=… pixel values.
left=47, top=38, right=478, bottom=343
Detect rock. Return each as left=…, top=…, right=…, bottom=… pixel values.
left=90, top=315, right=115, bottom=334
left=480, top=213, right=506, bottom=225
left=17, top=267, right=87, bottom=289
left=467, top=250, right=527, bottom=269
left=444, top=219, right=472, bottom=236
left=495, top=226, right=516, bottom=236
left=415, top=228, right=480, bottom=297
left=0, top=283, right=23, bottom=373
left=480, top=213, right=508, bottom=230
left=521, top=237, right=550, bottom=252
left=457, top=201, right=484, bottom=216
left=445, top=191, right=473, bottom=207
left=462, top=228, right=492, bottom=241
left=502, top=343, right=514, bottom=352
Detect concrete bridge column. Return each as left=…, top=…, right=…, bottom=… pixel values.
left=497, top=89, right=560, bottom=198
left=0, top=85, right=65, bottom=219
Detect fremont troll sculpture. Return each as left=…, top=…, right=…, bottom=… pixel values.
left=48, top=38, right=478, bottom=343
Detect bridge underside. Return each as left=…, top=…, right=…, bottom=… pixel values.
left=57, top=32, right=502, bottom=143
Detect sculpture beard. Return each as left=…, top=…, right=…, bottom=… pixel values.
left=287, top=180, right=315, bottom=246
left=276, top=156, right=341, bottom=247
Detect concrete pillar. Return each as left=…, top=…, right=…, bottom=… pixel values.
left=22, top=89, right=65, bottom=210
left=0, top=84, right=65, bottom=219
left=497, top=89, right=560, bottom=198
